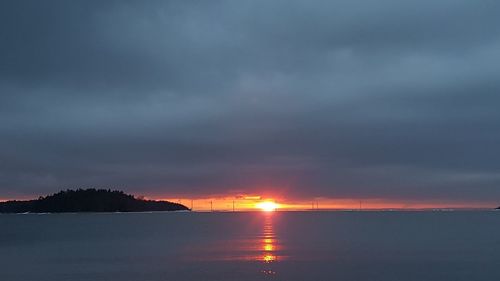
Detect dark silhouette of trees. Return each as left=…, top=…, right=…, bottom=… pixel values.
left=0, top=189, right=189, bottom=213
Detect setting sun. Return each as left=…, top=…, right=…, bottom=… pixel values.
left=256, top=201, right=279, bottom=212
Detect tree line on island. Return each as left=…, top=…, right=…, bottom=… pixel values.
left=0, top=189, right=190, bottom=213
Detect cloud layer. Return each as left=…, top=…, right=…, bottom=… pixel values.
left=1, top=0, right=500, bottom=202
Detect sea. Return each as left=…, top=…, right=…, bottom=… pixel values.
left=0, top=211, right=499, bottom=281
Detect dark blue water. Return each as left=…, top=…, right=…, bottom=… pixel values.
left=1, top=211, right=499, bottom=281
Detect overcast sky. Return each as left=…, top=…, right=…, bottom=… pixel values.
left=1, top=0, right=500, bottom=203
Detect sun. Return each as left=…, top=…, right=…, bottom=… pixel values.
left=256, top=201, right=279, bottom=212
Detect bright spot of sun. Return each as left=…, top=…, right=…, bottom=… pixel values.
left=256, top=201, right=279, bottom=212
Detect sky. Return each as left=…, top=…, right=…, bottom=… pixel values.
left=1, top=0, right=500, bottom=207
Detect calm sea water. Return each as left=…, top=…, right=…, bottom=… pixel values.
left=1, top=211, right=499, bottom=281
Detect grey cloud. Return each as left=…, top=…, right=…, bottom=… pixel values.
left=1, top=0, right=500, bottom=203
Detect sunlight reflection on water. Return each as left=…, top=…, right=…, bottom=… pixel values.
left=259, top=213, right=280, bottom=276
left=184, top=212, right=286, bottom=276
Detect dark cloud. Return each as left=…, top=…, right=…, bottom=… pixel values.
left=1, top=0, right=500, bottom=203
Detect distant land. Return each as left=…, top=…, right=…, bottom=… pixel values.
left=0, top=189, right=190, bottom=213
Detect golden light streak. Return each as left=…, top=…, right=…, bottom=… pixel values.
left=262, top=254, right=276, bottom=263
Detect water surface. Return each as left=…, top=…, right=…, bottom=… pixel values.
left=1, top=211, right=499, bottom=280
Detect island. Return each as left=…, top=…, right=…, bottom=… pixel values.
left=0, top=189, right=190, bottom=213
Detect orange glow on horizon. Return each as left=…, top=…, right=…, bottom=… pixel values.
left=157, top=195, right=495, bottom=211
